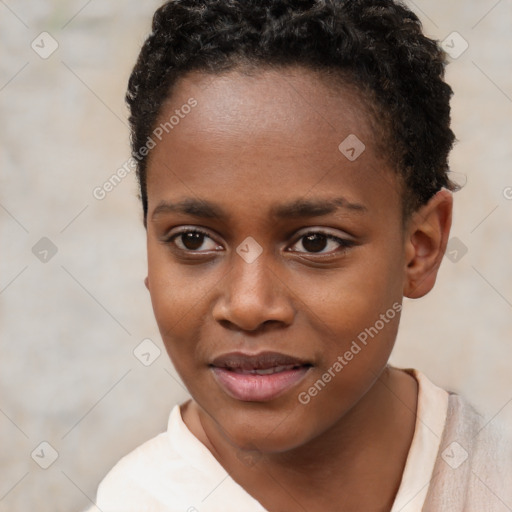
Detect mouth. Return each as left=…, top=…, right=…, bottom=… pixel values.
left=209, top=351, right=313, bottom=402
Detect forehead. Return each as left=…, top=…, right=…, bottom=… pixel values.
left=145, top=66, right=401, bottom=222
left=153, top=66, right=376, bottom=151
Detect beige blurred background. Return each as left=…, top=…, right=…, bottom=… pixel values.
left=1, top=0, right=511, bottom=510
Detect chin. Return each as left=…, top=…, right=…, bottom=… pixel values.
left=209, top=399, right=316, bottom=454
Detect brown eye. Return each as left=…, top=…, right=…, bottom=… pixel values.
left=180, top=232, right=206, bottom=251
left=166, top=229, right=222, bottom=252
left=289, top=231, right=353, bottom=255
left=301, top=233, right=328, bottom=252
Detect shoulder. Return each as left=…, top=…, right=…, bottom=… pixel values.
left=424, top=392, right=512, bottom=511
left=88, top=403, right=195, bottom=511
left=85, top=403, right=228, bottom=512
left=99, top=430, right=171, bottom=481
left=91, top=431, right=173, bottom=510
left=445, top=392, right=512, bottom=464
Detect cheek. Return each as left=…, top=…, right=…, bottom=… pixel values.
left=146, top=245, right=207, bottom=353
left=147, top=238, right=212, bottom=318
left=295, top=243, right=403, bottom=395
left=300, top=251, right=403, bottom=333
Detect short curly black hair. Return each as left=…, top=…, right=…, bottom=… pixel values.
left=126, top=0, right=457, bottom=226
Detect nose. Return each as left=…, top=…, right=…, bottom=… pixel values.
left=212, top=252, right=295, bottom=332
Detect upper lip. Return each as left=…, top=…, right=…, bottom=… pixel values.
left=210, top=351, right=312, bottom=371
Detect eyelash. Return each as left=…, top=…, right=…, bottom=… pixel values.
left=163, top=227, right=354, bottom=256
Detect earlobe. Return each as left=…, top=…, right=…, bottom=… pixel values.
left=403, top=188, right=453, bottom=299
left=144, top=276, right=150, bottom=291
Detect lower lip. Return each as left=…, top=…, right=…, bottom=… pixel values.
left=211, top=366, right=311, bottom=402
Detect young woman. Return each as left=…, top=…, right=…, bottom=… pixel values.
left=85, top=1, right=512, bottom=510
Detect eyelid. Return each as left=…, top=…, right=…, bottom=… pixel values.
left=165, top=226, right=213, bottom=240
left=291, top=227, right=352, bottom=241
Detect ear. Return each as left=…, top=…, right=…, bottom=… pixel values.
left=144, top=276, right=150, bottom=290
left=403, top=188, right=453, bottom=299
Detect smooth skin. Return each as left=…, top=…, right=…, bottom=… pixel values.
left=144, top=67, right=452, bottom=512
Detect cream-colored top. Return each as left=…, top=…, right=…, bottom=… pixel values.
left=84, top=367, right=449, bottom=512
left=390, top=368, right=449, bottom=511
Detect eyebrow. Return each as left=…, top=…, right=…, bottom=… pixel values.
left=151, top=196, right=367, bottom=222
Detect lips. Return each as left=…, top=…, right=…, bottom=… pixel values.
left=210, top=351, right=312, bottom=402
left=211, top=350, right=311, bottom=368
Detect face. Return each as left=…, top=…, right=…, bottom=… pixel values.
left=145, top=67, right=409, bottom=453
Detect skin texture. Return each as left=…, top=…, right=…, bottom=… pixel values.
left=144, top=67, right=452, bottom=511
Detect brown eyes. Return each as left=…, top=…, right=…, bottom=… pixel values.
left=164, top=228, right=354, bottom=256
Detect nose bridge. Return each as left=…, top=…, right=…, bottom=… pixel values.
left=229, top=231, right=274, bottom=294
left=213, top=243, right=294, bottom=330
left=229, top=247, right=276, bottom=304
